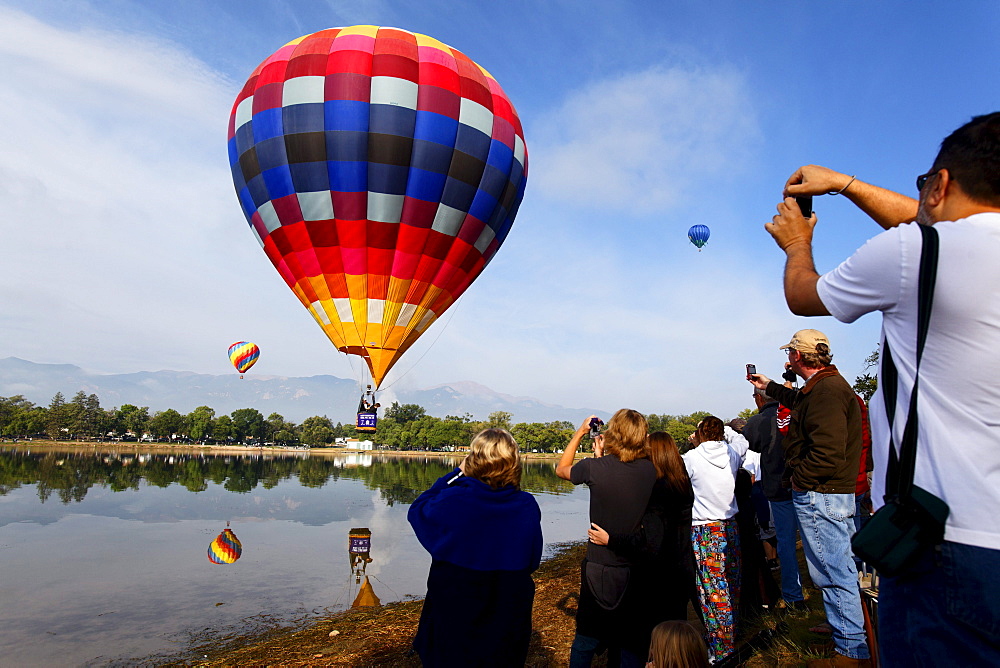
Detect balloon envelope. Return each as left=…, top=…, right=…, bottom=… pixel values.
left=688, top=224, right=710, bottom=249
left=228, top=26, right=528, bottom=387
left=228, top=341, right=260, bottom=374
left=208, top=528, right=243, bottom=564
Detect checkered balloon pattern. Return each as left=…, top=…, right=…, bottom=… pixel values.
left=228, top=26, right=528, bottom=386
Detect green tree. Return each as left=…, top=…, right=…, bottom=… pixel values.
left=383, top=402, right=426, bottom=424
left=46, top=392, right=72, bottom=439
left=265, top=413, right=298, bottom=444
left=853, top=347, right=879, bottom=403
left=213, top=414, right=234, bottom=442
left=230, top=408, right=265, bottom=442
left=0, top=396, right=46, bottom=437
left=148, top=409, right=185, bottom=440
left=512, top=421, right=575, bottom=453
left=737, top=407, right=756, bottom=421
left=300, top=415, right=334, bottom=446
left=84, top=394, right=106, bottom=439
left=187, top=406, right=216, bottom=442
left=68, top=391, right=90, bottom=437
left=116, top=404, right=150, bottom=440
left=485, top=411, right=513, bottom=431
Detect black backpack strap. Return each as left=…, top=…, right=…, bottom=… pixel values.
left=883, top=224, right=939, bottom=501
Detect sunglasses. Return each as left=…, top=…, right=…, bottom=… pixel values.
left=916, top=170, right=940, bottom=191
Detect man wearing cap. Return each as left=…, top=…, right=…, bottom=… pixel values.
left=748, top=329, right=868, bottom=667
left=764, top=113, right=1000, bottom=666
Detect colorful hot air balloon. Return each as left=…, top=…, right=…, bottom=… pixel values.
left=208, top=527, right=243, bottom=564
left=227, top=26, right=528, bottom=387
left=228, top=341, right=260, bottom=377
left=688, top=224, right=710, bottom=250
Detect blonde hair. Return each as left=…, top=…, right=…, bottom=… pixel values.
left=603, top=409, right=648, bottom=463
left=648, top=621, right=709, bottom=668
left=464, top=428, right=522, bottom=489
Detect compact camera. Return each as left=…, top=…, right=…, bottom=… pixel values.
left=796, top=195, right=813, bottom=218
left=589, top=417, right=604, bottom=439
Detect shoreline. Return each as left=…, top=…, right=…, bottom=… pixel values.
left=0, top=439, right=569, bottom=460
left=143, top=541, right=826, bottom=667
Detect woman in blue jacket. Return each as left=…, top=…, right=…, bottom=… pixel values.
left=408, top=428, right=543, bottom=667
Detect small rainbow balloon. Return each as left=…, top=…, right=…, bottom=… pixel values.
left=228, top=341, right=260, bottom=376
left=208, top=527, right=243, bottom=565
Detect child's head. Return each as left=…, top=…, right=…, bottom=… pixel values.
left=464, top=428, right=521, bottom=489
left=647, top=621, right=709, bottom=668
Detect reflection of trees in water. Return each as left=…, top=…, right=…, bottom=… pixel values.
left=0, top=449, right=574, bottom=504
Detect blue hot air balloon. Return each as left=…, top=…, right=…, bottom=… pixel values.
left=688, top=224, right=710, bottom=250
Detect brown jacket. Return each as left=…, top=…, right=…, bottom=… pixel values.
left=766, top=365, right=862, bottom=494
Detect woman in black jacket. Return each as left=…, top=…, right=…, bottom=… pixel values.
left=588, top=431, right=698, bottom=659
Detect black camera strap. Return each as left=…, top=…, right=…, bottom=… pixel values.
left=882, top=224, right=939, bottom=501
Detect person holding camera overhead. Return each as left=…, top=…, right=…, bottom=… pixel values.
left=408, top=428, right=543, bottom=667
left=761, top=112, right=1000, bottom=667
left=556, top=410, right=657, bottom=667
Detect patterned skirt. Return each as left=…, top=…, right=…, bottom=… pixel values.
left=691, top=518, right=741, bottom=662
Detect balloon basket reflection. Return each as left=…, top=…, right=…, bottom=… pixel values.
left=347, top=528, right=381, bottom=608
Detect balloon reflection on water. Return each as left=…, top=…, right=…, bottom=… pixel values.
left=348, top=527, right=381, bottom=608
left=208, top=521, right=243, bottom=564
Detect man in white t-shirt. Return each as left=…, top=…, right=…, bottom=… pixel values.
left=764, top=112, right=1000, bottom=667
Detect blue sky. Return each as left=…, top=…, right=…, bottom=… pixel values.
left=2, top=0, right=997, bottom=419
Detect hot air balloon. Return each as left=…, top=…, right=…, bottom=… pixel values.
left=228, top=26, right=528, bottom=388
left=228, top=341, right=260, bottom=378
left=688, top=224, right=710, bottom=250
left=208, top=524, right=243, bottom=564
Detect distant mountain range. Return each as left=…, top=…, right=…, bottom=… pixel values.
left=0, top=357, right=609, bottom=425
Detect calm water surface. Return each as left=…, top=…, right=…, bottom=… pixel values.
left=0, top=447, right=588, bottom=667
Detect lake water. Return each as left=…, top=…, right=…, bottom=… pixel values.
left=0, top=447, right=590, bottom=667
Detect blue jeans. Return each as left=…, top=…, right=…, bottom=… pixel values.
left=770, top=498, right=804, bottom=603
left=879, top=541, right=1000, bottom=667
left=793, top=489, right=869, bottom=659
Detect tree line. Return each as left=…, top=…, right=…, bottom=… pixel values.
left=0, top=390, right=730, bottom=452
left=0, top=450, right=574, bottom=504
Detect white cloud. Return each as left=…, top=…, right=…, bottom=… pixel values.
left=530, top=65, right=760, bottom=215
left=0, top=6, right=282, bottom=375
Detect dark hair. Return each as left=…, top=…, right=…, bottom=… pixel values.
left=697, top=416, right=724, bottom=442
left=932, top=112, right=1000, bottom=207
left=648, top=432, right=691, bottom=495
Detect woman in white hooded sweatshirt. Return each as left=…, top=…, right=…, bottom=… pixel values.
left=682, top=415, right=746, bottom=663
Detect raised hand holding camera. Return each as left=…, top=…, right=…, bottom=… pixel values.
left=765, top=196, right=818, bottom=251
